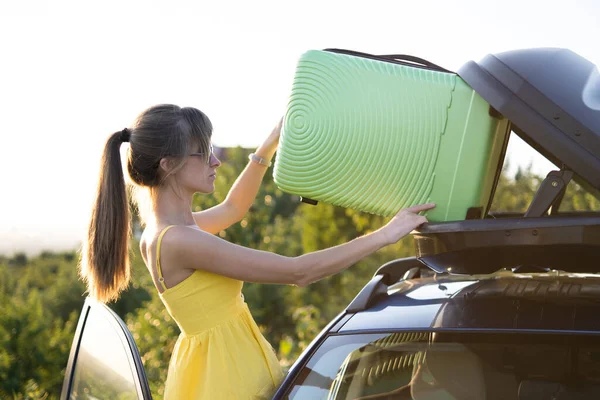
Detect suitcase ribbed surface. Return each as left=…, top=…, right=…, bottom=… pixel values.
left=274, top=50, right=507, bottom=220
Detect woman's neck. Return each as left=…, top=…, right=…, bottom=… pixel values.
left=150, top=185, right=196, bottom=227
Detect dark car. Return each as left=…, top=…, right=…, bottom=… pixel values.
left=273, top=253, right=600, bottom=399
left=61, top=47, right=599, bottom=400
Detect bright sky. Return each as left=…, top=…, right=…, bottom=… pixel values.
left=1, top=0, right=598, bottom=255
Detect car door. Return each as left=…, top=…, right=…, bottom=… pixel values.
left=60, top=297, right=152, bottom=399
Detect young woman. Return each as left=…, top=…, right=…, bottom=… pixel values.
left=80, top=104, right=435, bottom=399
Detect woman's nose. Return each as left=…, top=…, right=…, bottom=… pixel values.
left=210, top=152, right=221, bottom=167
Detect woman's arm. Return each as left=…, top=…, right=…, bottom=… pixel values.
left=193, top=119, right=281, bottom=234
left=166, top=204, right=435, bottom=286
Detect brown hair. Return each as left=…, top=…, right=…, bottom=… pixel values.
left=80, top=104, right=212, bottom=303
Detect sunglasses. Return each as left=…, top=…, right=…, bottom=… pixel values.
left=189, top=143, right=214, bottom=164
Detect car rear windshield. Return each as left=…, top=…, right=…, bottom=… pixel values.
left=285, top=331, right=600, bottom=400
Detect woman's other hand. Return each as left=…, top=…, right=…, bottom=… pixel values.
left=378, top=203, right=436, bottom=245
left=260, top=117, right=282, bottom=153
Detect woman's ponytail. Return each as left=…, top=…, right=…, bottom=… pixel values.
left=80, top=129, right=131, bottom=303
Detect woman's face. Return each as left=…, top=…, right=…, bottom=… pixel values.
left=174, top=143, right=221, bottom=195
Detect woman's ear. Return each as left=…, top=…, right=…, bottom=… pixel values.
left=159, top=158, right=173, bottom=174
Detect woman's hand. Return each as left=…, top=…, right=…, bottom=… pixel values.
left=378, top=203, right=436, bottom=245
left=258, top=117, right=282, bottom=155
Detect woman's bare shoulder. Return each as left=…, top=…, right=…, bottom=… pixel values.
left=140, top=224, right=201, bottom=260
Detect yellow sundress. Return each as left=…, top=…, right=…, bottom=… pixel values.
left=155, top=225, right=285, bottom=399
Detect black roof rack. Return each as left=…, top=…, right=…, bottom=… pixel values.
left=346, top=257, right=442, bottom=312
left=346, top=236, right=600, bottom=313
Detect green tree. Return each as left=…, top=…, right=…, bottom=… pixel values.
left=0, top=267, right=79, bottom=399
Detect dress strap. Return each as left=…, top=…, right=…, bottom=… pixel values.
left=156, top=225, right=175, bottom=291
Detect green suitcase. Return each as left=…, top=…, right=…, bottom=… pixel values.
left=273, top=49, right=510, bottom=222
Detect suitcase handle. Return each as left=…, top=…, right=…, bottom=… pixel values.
left=323, top=48, right=453, bottom=74
left=377, top=54, right=453, bottom=73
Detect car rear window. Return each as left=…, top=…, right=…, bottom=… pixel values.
left=285, top=331, right=600, bottom=400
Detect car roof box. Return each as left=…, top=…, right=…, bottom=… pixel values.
left=458, top=48, right=600, bottom=190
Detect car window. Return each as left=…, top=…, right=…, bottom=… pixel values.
left=68, top=306, right=142, bottom=399
left=285, top=331, right=600, bottom=400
